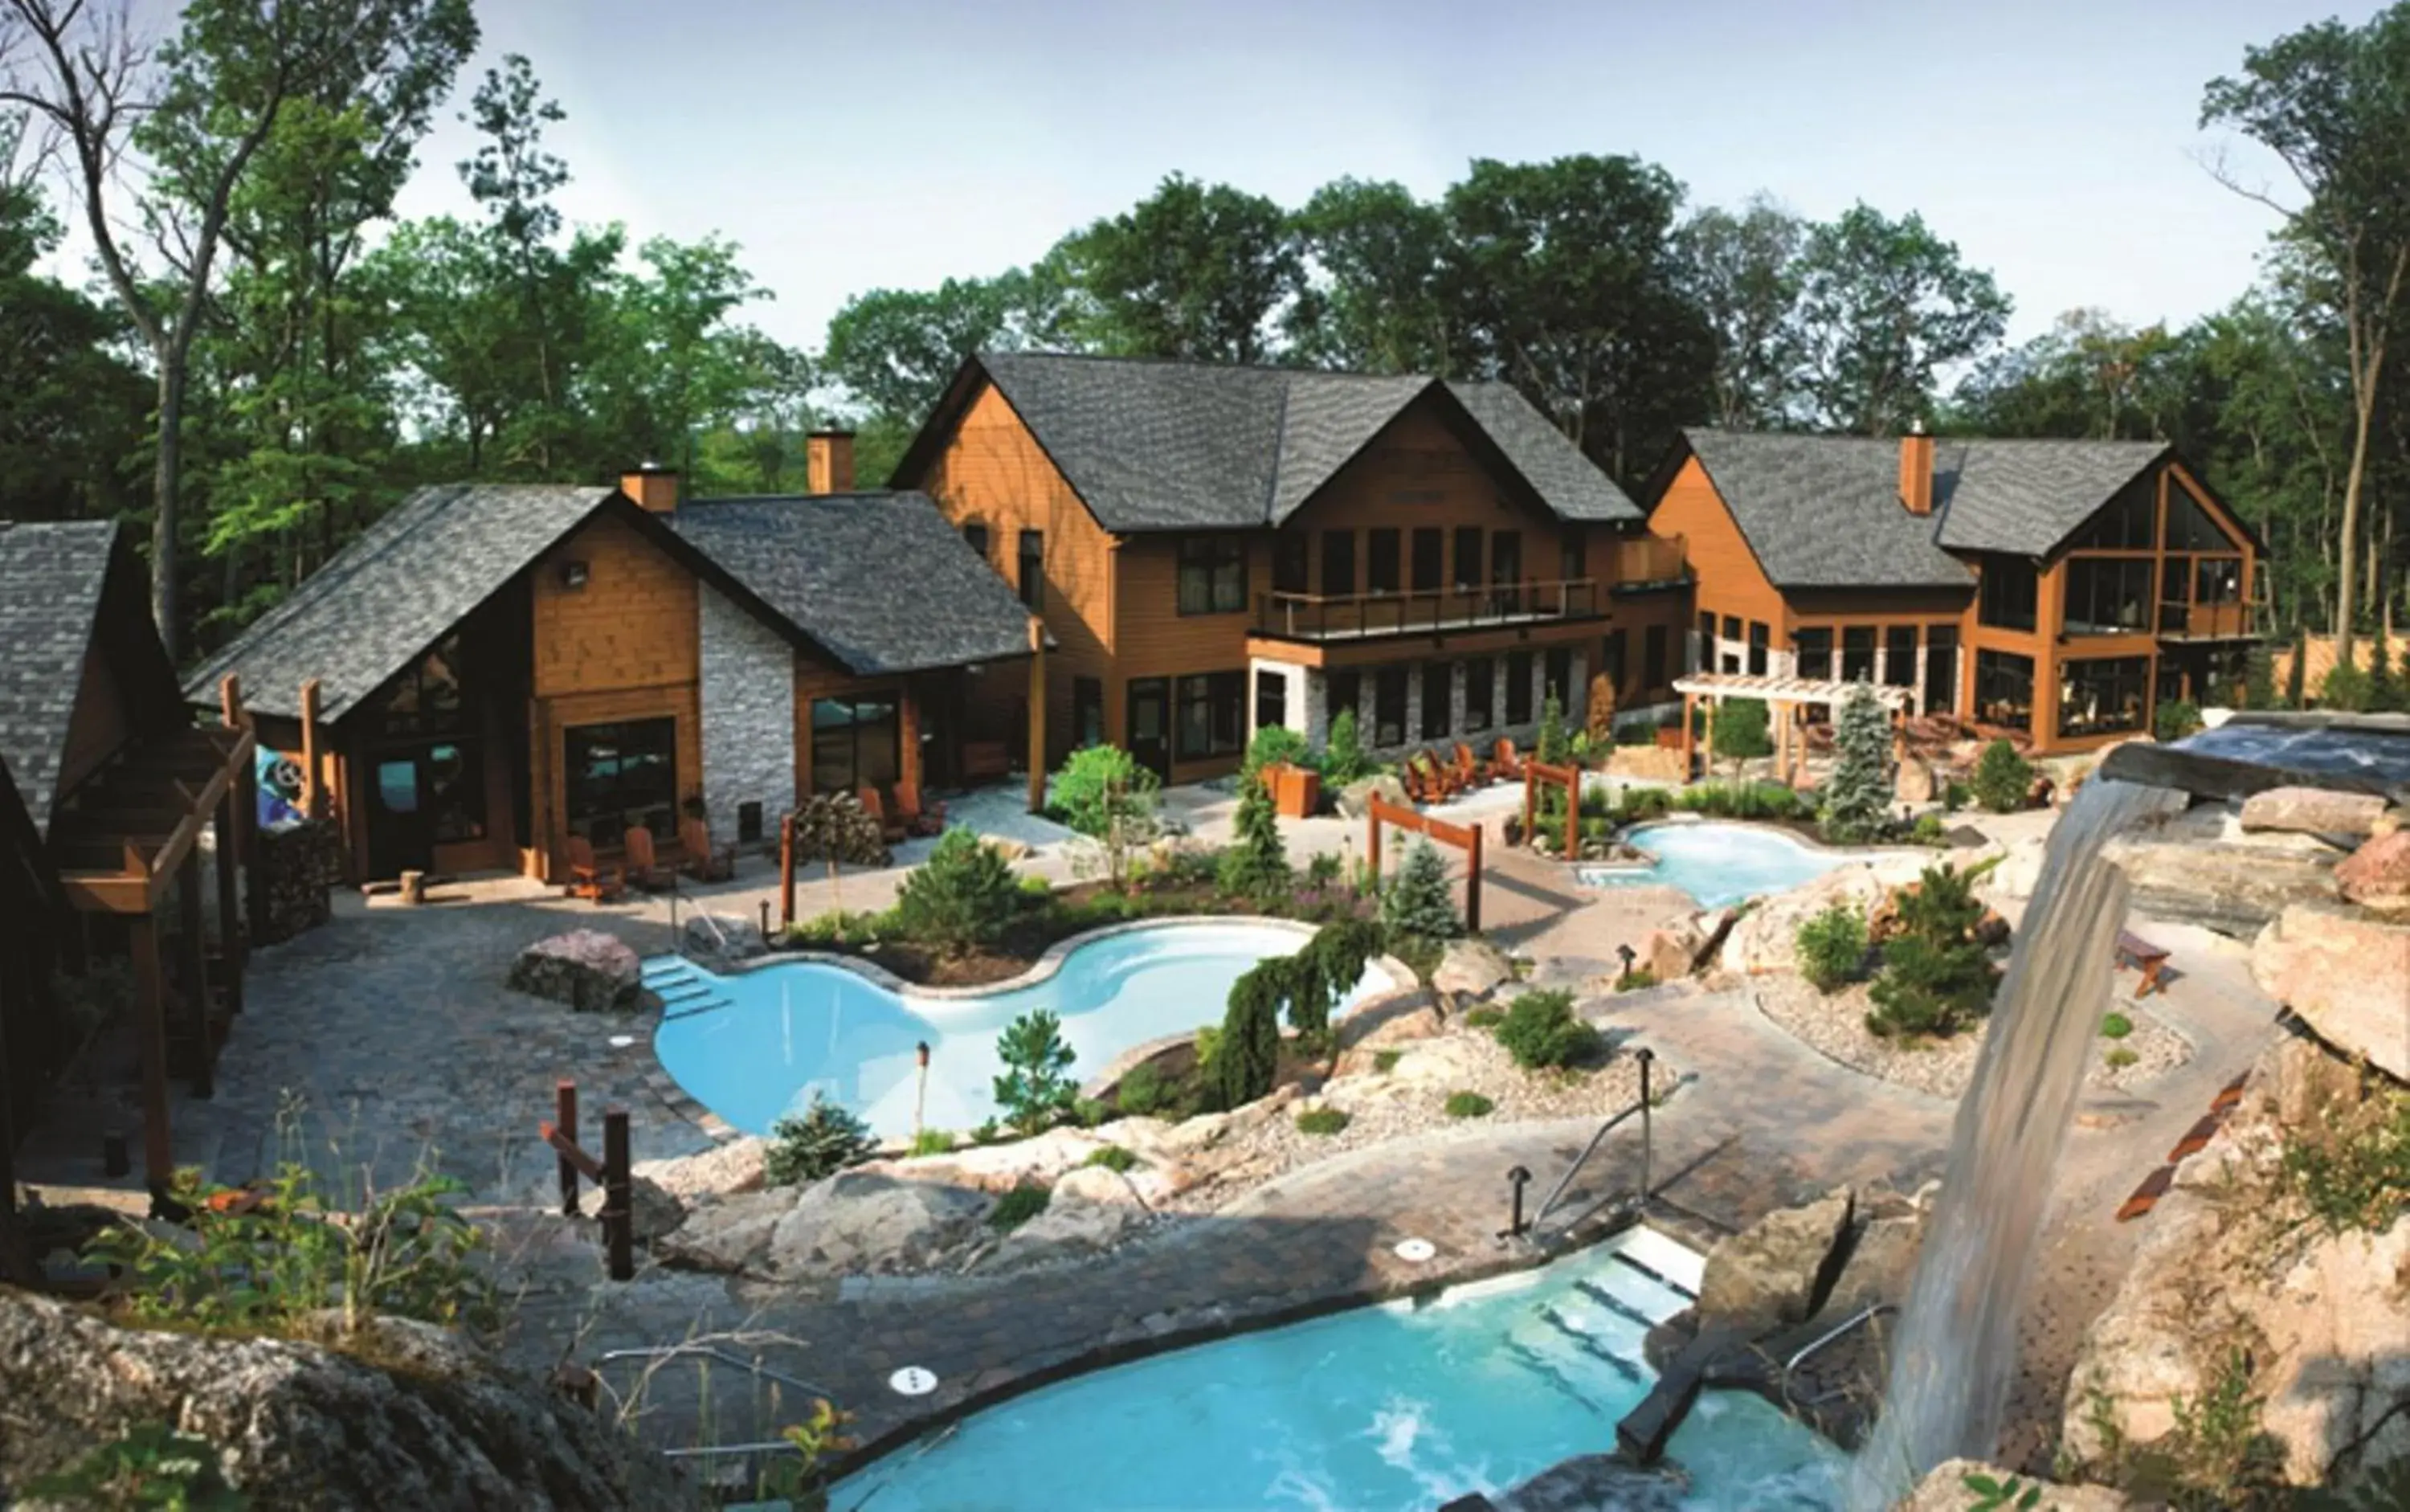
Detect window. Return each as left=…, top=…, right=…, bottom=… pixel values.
left=962, top=521, right=989, bottom=561
left=1453, top=527, right=1484, bottom=590
left=1491, top=531, right=1522, bottom=611
left=566, top=718, right=678, bottom=841
left=1420, top=662, right=1452, bottom=739
left=2060, top=656, right=2151, bottom=738
left=1885, top=625, right=1918, bottom=688
left=1561, top=534, right=1586, bottom=583
left=1174, top=672, right=1246, bottom=760
left=368, top=635, right=469, bottom=740
left=1600, top=631, right=1628, bottom=700
left=1464, top=659, right=1495, bottom=732
left=737, top=800, right=764, bottom=845
left=1018, top=529, right=1044, bottom=611
left=1974, top=650, right=2036, bottom=731
left=1411, top=528, right=1444, bottom=593
left=1748, top=621, right=1771, bottom=677
left=1924, top=625, right=1959, bottom=714
left=1321, top=530, right=1356, bottom=597
left=1374, top=668, right=1408, bottom=746
left=811, top=696, right=899, bottom=795
left=1272, top=533, right=1309, bottom=595
left=2195, top=558, right=2240, bottom=603
left=1073, top=677, right=1105, bottom=749
left=1177, top=534, right=1248, bottom=615
left=1254, top=669, right=1287, bottom=734
left=423, top=742, right=484, bottom=843
left=1329, top=671, right=1361, bottom=732
left=1721, top=615, right=1742, bottom=644
left=1544, top=647, right=1572, bottom=711
left=1505, top=651, right=1534, bottom=725
left=1642, top=624, right=1669, bottom=693
left=1697, top=611, right=1716, bottom=646
left=1979, top=556, right=2038, bottom=630
left=2067, top=476, right=2156, bottom=550
left=1794, top=628, right=1833, bottom=681
left=2164, top=486, right=2233, bottom=553
left=1842, top=627, right=1877, bottom=682
left=2064, top=558, right=2155, bottom=635
left=1367, top=529, right=1401, bottom=595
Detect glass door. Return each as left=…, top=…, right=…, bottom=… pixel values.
left=1126, top=679, right=1171, bottom=781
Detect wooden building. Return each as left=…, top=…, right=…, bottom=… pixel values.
left=1647, top=428, right=2265, bottom=754
left=185, top=442, right=1038, bottom=886
left=893, top=353, right=1693, bottom=784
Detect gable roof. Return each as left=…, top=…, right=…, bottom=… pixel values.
left=0, top=520, right=121, bottom=830
left=901, top=352, right=1644, bottom=533
left=670, top=491, right=1036, bottom=676
left=1677, top=431, right=1974, bottom=590
left=1930, top=439, right=2169, bottom=556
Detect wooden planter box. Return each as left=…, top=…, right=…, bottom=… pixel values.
left=1268, top=763, right=1321, bottom=819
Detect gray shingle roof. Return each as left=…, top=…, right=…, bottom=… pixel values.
left=976, top=353, right=1644, bottom=532
left=0, top=520, right=118, bottom=828
left=183, top=484, right=617, bottom=721
left=1681, top=431, right=1974, bottom=589
left=670, top=492, right=1036, bottom=676
left=1932, top=439, right=2167, bottom=555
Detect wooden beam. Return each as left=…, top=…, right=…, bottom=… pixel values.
left=176, top=848, right=213, bottom=1098
left=59, top=873, right=158, bottom=914
left=219, top=673, right=246, bottom=731
left=1026, top=619, right=1047, bottom=815
left=299, top=679, right=323, bottom=819
left=129, top=916, right=172, bottom=1191
left=214, top=790, right=243, bottom=1015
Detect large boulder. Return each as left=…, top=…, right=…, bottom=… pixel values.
left=506, top=930, right=646, bottom=1013
left=766, top=1171, right=992, bottom=1279
left=654, top=1187, right=790, bottom=1275
left=983, top=1179, right=1151, bottom=1270
left=0, top=1291, right=691, bottom=1510
left=1432, top=938, right=1513, bottom=999
left=1719, top=865, right=1893, bottom=976
left=2241, top=786, right=2392, bottom=839
left=2336, top=829, right=2410, bottom=913
left=2100, top=807, right=2349, bottom=937
left=1638, top=917, right=1705, bottom=983
left=1894, top=757, right=1938, bottom=807
left=2251, top=902, right=2410, bottom=1081
left=1335, top=774, right=1410, bottom=819
left=1693, top=1187, right=1855, bottom=1335
left=631, top=1136, right=768, bottom=1200
left=624, top=1175, right=685, bottom=1244
left=873, top=1126, right=1115, bottom=1193
left=1900, top=1461, right=2133, bottom=1512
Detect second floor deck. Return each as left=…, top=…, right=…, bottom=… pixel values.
left=1252, top=535, right=1686, bottom=644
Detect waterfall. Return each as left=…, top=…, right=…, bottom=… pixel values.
left=1848, top=778, right=2184, bottom=1508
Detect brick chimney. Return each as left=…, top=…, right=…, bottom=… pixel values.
left=1898, top=422, right=1934, bottom=517
left=807, top=431, right=856, bottom=495
left=620, top=464, right=679, bottom=514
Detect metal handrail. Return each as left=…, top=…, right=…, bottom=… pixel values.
left=595, top=1344, right=839, bottom=1463
left=667, top=880, right=730, bottom=960
left=1780, top=1301, right=1897, bottom=1400
left=1527, top=1097, right=1648, bottom=1235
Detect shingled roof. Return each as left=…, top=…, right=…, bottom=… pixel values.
left=670, top=492, right=1037, bottom=676
left=950, top=353, right=1644, bottom=532
left=1930, top=438, right=2168, bottom=556
left=0, top=520, right=120, bottom=831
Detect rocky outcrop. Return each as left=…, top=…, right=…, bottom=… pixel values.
left=654, top=1188, right=788, bottom=1274
left=0, top=1292, right=692, bottom=1510
left=1719, top=864, right=1906, bottom=976
left=1432, top=938, right=1513, bottom=999
left=1694, top=1187, right=1856, bottom=1335
left=2251, top=902, right=2410, bottom=1081
left=2100, top=805, right=2346, bottom=937
left=1334, top=774, right=1409, bottom=819
left=680, top=913, right=765, bottom=963
left=982, top=1171, right=1153, bottom=1271
left=1895, top=757, right=1938, bottom=807
left=2240, top=786, right=2392, bottom=839
left=766, top=1171, right=992, bottom=1279
left=505, top=930, right=646, bottom=1013
left=1489, top=1453, right=1689, bottom=1511
left=2336, top=829, right=2410, bottom=912
left=631, top=1136, right=767, bottom=1200
left=1638, top=917, right=1705, bottom=983
left=1900, top=1461, right=2134, bottom=1511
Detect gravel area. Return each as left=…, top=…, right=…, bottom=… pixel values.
left=1751, top=972, right=2192, bottom=1100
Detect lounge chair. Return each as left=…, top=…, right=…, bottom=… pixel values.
left=564, top=835, right=624, bottom=902
left=857, top=784, right=909, bottom=844
left=1406, top=750, right=1457, bottom=803
left=1492, top=738, right=1527, bottom=781
left=893, top=778, right=947, bottom=838
left=623, top=826, right=672, bottom=891
left=1451, top=742, right=1489, bottom=787
left=678, top=815, right=737, bottom=882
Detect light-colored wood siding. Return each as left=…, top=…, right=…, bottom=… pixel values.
left=1647, top=456, right=1788, bottom=635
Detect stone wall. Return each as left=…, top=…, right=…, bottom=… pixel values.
left=697, top=585, right=794, bottom=847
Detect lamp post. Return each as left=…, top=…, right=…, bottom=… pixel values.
left=1636, top=1047, right=1656, bottom=1206
left=1505, top=1164, right=1533, bottom=1240
left=1616, top=942, right=1637, bottom=984
left=913, top=1041, right=931, bottom=1140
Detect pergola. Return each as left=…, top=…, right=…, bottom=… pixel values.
left=40, top=677, right=259, bottom=1205
left=1673, top=672, right=1912, bottom=787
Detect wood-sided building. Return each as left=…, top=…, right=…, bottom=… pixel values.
left=892, top=352, right=1693, bottom=785
left=185, top=445, right=1038, bottom=886
left=1648, top=428, right=2265, bottom=754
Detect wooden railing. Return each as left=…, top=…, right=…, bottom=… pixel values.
left=1607, top=533, right=1688, bottom=586
left=1256, top=578, right=1605, bottom=642
left=2157, top=599, right=2254, bottom=640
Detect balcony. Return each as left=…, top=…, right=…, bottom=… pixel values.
left=1253, top=578, right=1610, bottom=643
left=1606, top=533, right=1689, bottom=590
left=2156, top=599, right=2257, bottom=641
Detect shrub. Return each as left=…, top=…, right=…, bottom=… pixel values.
left=1052, top=744, right=1162, bottom=889
left=785, top=909, right=885, bottom=947
left=2321, top=660, right=2373, bottom=713
left=1535, top=693, right=1570, bottom=766
left=1071, top=1097, right=1109, bottom=1128
left=1795, top=903, right=1870, bottom=993
left=1017, top=873, right=1055, bottom=901
left=1295, top=1107, right=1350, bottom=1136
left=987, top=1182, right=1051, bottom=1232
left=2278, top=1082, right=2410, bottom=1236
left=765, top=1092, right=880, bottom=1186
left=1216, top=961, right=1285, bottom=1109
left=1321, top=707, right=1373, bottom=787
left=2099, top=1011, right=2134, bottom=1040
left=1911, top=813, right=1946, bottom=845
left=1673, top=780, right=1807, bottom=820
left=891, top=828, right=1019, bottom=954
left=1463, top=1004, right=1505, bottom=1028
left=1113, top=1060, right=1169, bottom=1116
left=1217, top=769, right=1291, bottom=901
left=1492, top=989, right=1601, bottom=1069
left=1865, top=864, right=1996, bottom=1040
left=1709, top=697, right=1773, bottom=775
left=2370, top=635, right=2404, bottom=713
left=992, top=1010, right=1078, bottom=1134
left=1381, top=837, right=1462, bottom=938
left=2104, top=1046, right=2139, bottom=1070
left=1615, top=970, right=1657, bottom=992
left=2243, top=643, right=2276, bottom=710
left=1942, top=779, right=1971, bottom=813
left=2154, top=698, right=2204, bottom=743
left=1372, top=1048, right=1403, bottom=1073
left=27, top=1424, right=248, bottom=1510
left=1614, top=786, right=1673, bottom=824
left=1241, top=725, right=1313, bottom=778
left=1084, top=1144, right=1138, bottom=1172
left=1444, top=1090, right=1494, bottom=1119
left=909, top=1128, right=955, bottom=1157
left=1820, top=683, right=1893, bottom=843
left=1972, top=738, right=2036, bottom=815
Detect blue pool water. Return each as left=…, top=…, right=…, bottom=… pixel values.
left=1577, top=822, right=1849, bottom=910
left=650, top=921, right=1391, bottom=1139
left=830, top=1230, right=1844, bottom=1511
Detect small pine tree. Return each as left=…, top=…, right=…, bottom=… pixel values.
left=992, top=1010, right=1078, bottom=1134
left=2322, top=660, right=2373, bottom=713
left=1322, top=707, right=1370, bottom=786
left=1534, top=693, right=1570, bottom=766
left=1380, top=836, right=1462, bottom=938
left=1216, top=962, right=1285, bottom=1109
left=1820, top=683, right=1893, bottom=844
left=766, top=1092, right=879, bottom=1186
left=2286, top=627, right=2308, bottom=709
left=1865, top=864, right=1996, bottom=1040
left=1218, top=771, right=1291, bottom=900
left=1972, top=738, right=2035, bottom=815
left=2367, top=635, right=2403, bottom=713
left=892, top=827, right=1019, bottom=954
left=2243, top=643, right=2276, bottom=711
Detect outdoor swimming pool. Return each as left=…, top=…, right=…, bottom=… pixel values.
left=829, top=1228, right=1843, bottom=1510
left=1576, top=821, right=1849, bottom=910
left=649, top=921, right=1395, bottom=1139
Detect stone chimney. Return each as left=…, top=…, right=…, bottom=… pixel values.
left=807, top=431, right=856, bottom=495
left=1898, top=422, right=1934, bottom=517
left=621, top=464, right=679, bottom=514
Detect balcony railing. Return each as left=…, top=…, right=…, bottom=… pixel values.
left=2157, top=599, right=2255, bottom=640
left=1254, top=578, right=1607, bottom=642
left=1607, top=533, right=1688, bottom=587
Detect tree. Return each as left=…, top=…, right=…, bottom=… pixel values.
left=787, top=792, right=891, bottom=922
left=1865, top=864, right=1996, bottom=1040
left=2289, top=627, right=2310, bottom=706
left=1791, top=203, right=2011, bottom=434
left=2245, top=642, right=2278, bottom=709
left=1381, top=837, right=1462, bottom=939
left=765, top=1093, right=877, bottom=1186
left=1051, top=745, right=1162, bottom=892
left=1215, top=963, right=1284, bottom=1109
left=991, top=1010, right=1076, bottom=1134
left=822, top=268, right=1064, bottom=424
left=1321, top=706, right=1371, bottom=787
left=1051, top=174, right=1303, bottom=362
left=2204, top=6, right=2410, bottom=665
left=1972, top=738, right=2036, bottom=814
left=1217, top=773, right=1290, bottom=901
left=1820, top=683, right=1894, bottom=843
left=1288, top=178, right=1453, bottom=373
left=892, top=828, right=1019, bottom=956
left=1711, top=697, right=1774, bottom=777
left=1675, top=195, right=1805, bottom=427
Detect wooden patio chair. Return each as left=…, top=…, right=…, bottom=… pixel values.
left=893, top=778, right=947, bottom=838
left=1407, top=750, right=1457, bottom=803
left=1492, top=738, right=1527, bottom=781
left=623, top=826, right=673, bottom=892
left=1451, top=742, right=1490, bottom=787
left=564, top=835, right=624, bottom=902
left=678, top=815, right=737, bottom=882
left=857, top=784, right=909, bottom=844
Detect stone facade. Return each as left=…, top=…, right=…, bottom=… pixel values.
left=1271, top=651, right=1585, bottom=761
left=698, top=584, right=794, bottom=847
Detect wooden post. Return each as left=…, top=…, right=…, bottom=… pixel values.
left=1366, top=803, right=1383, bottom=879
left=213, top=792, right=243, bottom=1015
left=778, top=813, right=797, bottom=929
left=1025, top=618, right=1047, bottom=815
left=298, top=678, right=323, bottom=819
left=1464, top=821, right=1484, bottom=933
left=1680, top=692, right=1696, bottom=778
left=602, top=1107, right=633, bottom=1282
left=555, top=1081, right=580, bottom=1216
left=0, top=955, right=25, bottom=1284
left=898, top=682, right=924, bottom=800
left=219, top=673, right=243, bottom=730
left=176, top=849, right=213, bottom=1099
left=130, top=916, right=173, bottom=1193
left=1701, top=697, right=1718, bottom=781
left=1520, top=767, right=1536, bottom=847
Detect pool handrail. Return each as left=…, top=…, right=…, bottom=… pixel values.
left=595, top=1343, right=840, bottom=1463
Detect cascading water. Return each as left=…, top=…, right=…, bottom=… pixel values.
left=1848, top=778, right=2186, bottom=1509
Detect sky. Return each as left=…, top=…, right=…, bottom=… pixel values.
left=65, top=0, right=2382, bottom=358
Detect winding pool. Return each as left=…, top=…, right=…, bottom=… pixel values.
left=829, top=1228, right=1844, bottom=1510
left=1576, top=821, right=1849, bottom=910
left=649, top=921, right=1395, bottom=1139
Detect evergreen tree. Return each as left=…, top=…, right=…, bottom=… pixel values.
left=1216, top=962, right=1285, bottom=1108
left=2244, top=643, right=2276, bottom=711
left=1865, top=864, right=1996, bottom=1040
left=2368, top=634, right=2403, bottom=713
left=1218, top=772, right=1291, bottom=901
left=1380, top=837, right=1463, bottom=938
left=1321, top=707, right=1370, bottom=787
left=1972, top=739, right=2035, bottom=815
left=1534, top=693, right=1570, bottom=766
left=992, top=1010, right=1077, bottom=1134
left=1820, top=683, right=1893, bottom=844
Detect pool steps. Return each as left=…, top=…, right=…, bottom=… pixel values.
left=1497, top=1236, right=1700, bottom=1418
left=643, top=958, right=732, bottom=1023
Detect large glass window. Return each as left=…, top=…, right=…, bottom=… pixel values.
left=1411, top=528, right=1444, bottom=594
left=1544, top=648, right=1572, bottom=711
left=2164, top=487, right=2234, bottom=553
left=1367, top=529, right=1401, bottom=595
left=1884, top=625, right=1918, bottom=688
left=1974, top=650, right=2036, bottom=732
left=1329, top=671, right=1361, bottom=732
left=1842, top=626, right=1877, bottom=682
left=1272, top=533, right=1309, bottom=595
left=1505, top=651, right=1534, bottom=725
left=1464, top=659, right=1495, bottom=732
left=1254, top=669, right=1286, bottom=734
left=1453, top=527, right=1484, bottom=590
left=2195, top=558, right=2241, bottom=603
left=2060, top=656, right=2151, bottom=738
left=1018, top=529, right=1044, bottom=611
left=1748, top=622, right=1771, bottom=676
left=1421, top=662, right=1452, bottom=739
left=1374, top=668, right=1408, bottom=746
left=1174, top=672, right=1246, bottom=761
left=2067, top=476, right=2156, bottom=550
left=1177, top=535, right=1248, bottom=615
left=1642, top=624, right=1669, bottom=693
left=424, top=742, right=484, bottom=843
left=1599, top=631, right=1628, bottom=699
left=811, top=696, right=899, bottom=795
left=1979, top=557, right=2038, bottom=630
left=1794, top=627, right=1833, bottom=681
left=1924, top=626, right=1959, bottom=715
left=2064, top=558, right=2155, bottom=635
left=1321, top=530, right=1355, bottom=596
left=368, top=635, right=469, bottom=739
left=566, top=718, right=678, bottom=840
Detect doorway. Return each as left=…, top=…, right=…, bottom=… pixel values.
left=1126, top=678, right=1171, bottom=781
left=365, top=740, right=485, bottom=878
